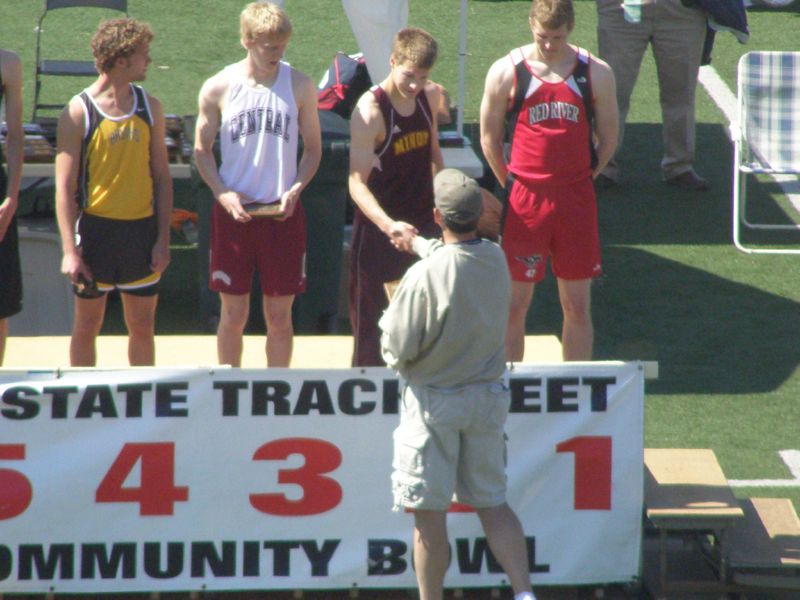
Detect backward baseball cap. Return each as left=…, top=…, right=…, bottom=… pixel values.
left=434, top=168, right=482, bottom=225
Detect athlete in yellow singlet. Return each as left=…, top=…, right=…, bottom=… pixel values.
left=0, top=48, right=24, bottom=366
left=55, top=18, right=173, bottom=367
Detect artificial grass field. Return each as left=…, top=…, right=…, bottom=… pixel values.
left=2, top=0, right=800, bottom=516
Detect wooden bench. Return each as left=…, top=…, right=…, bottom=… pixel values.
left=728, top=497, right=800, bottom=592
left=644, top=448, right=745, bottom=599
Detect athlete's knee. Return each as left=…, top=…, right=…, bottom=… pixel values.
left=125, top=312, right=155, bottom=339
left=264, top=306, right=293, bottom=336
left=508, top=301, right=528, bottom=323
left=219, top=297, right=250, bottom=330
left=73, top=309, right=105, bottom=337
left=560, top=297, right=592, bottom=326
left=124, top=307, right=155, bottom=341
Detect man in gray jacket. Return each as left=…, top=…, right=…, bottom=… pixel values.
left=379, top=169, right=535, bottom=600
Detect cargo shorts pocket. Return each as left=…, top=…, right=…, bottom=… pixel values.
left=419, top=387, right=468, bottom=429
left=476, top=382, right=510, bottom=431
left=392, top=425, right=427, bottom=476
left=392, top=427, right=429, bottom=510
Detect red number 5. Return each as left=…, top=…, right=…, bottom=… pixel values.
left=250, top=438, right=343, bottom=516
left=0, top=444, right=34, bottom=520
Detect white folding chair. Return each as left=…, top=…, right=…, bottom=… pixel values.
left=731, top=51, right=800, bottom=254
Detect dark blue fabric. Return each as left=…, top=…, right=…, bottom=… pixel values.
left=683, top=0, right=749, bottom=65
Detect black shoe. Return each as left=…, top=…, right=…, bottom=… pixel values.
left=666, top=171, right=709, bottom=192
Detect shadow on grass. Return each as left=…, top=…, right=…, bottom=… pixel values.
left=603, top=122, right=800, bottom=247
left=526, top=244, right=800, bottom=397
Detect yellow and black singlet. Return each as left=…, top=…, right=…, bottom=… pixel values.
left=77, top=84, right=154, bottom=220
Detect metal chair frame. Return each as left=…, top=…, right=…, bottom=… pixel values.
left=32, top=0, right=128, bottom=122
left=732, top=51, right=800, bottom=255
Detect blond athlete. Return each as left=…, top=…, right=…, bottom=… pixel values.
left=56, top=18, right=172, bottom=367
left=194, top=2, right=321, bottom=367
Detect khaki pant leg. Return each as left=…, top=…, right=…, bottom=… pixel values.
left=650, top=0, right=707, bottom=178
left=596, top=0, right=654, bottom=180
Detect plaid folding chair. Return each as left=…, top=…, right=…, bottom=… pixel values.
left=732, top=51, right=800, bottom=254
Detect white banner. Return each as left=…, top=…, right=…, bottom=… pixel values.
left=0, top=362, right=643, bottom=593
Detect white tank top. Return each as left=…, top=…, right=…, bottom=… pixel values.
left=219, top=61, right=298, bottom=203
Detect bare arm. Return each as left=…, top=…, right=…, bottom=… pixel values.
left=426, top=80, right=452, bottom=126
left=279, top=70, right=321, bottom=219
left=0, top=50, right=23, bottom=242
left=146, top=93, right=173, bottom=274
left=479, top=57, right=514, bottom=187
left=55, top=98, right=92, bottom=284
left=589, top=56, right=619, bottom=178
left=348, top=92, right=418, bottom=253
left=193, top=73, right=252, bottom=222
left=424, top=84, right=445, bottom=175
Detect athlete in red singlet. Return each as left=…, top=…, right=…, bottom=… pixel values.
left=480, top=0, right=618, bottom=362
left=507, top=45, right=594, bottom=186
left=348, top=28, right=444, bottom=367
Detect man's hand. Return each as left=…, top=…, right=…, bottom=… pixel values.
left=387, top=221, right=418, bottom=254
left=217, top=190, right=252, bottom=222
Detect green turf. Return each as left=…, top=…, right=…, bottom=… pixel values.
left=3, top=1, right=800, bottom=511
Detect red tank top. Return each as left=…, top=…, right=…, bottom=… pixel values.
left=507, top=46, right=594, bottom=186
left=365, top=85, right=435, bottom=225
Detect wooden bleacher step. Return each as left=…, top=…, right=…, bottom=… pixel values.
left=645, top=448, right=744, bottom=523
left=728, top=497, right=800, bottom=591
left=644, top=448, right=744, bottom=600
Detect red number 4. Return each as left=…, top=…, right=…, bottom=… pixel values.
left=96, top=443, right=189, bottom=516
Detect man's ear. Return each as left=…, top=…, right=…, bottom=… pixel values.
left=433, top=206, right=442, bottom=226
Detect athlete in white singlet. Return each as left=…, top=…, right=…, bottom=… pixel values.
left=194, top=1, right=321, bottom=368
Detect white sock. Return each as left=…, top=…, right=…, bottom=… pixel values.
left=514, top=592, right=536, bottom=600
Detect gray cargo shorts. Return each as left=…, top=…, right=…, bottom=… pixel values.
left=391, top=380, right=509, bottom=511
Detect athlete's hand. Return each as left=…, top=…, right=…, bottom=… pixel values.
left=218, top=190, right=252, bottom=223
left=61, top=249, right=92, bottom=286
left=387, top=221, right=418, bottom=254
left=150, top=240, right=171, bottom=274
left=0, top=196, right=16, bottom=243
left=277, top=183, right=302, bottom=221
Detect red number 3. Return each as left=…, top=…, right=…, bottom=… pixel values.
left=250, top=438, right=343, bottom=516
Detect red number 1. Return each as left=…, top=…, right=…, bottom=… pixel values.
left=556, top=436, right=612, bottom=510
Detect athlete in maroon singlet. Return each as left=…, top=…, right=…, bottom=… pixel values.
left=480, top=0, right=618, bottom=362
left=348, top=28, right=444, bottom=367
